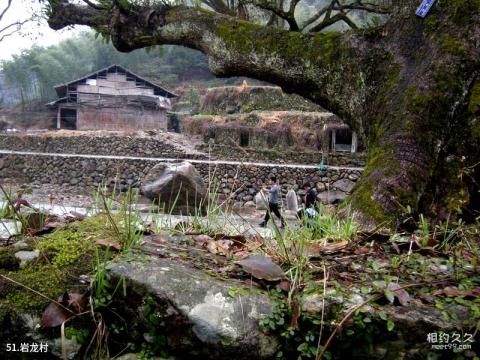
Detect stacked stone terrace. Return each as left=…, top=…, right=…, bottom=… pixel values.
left=0, top=130, right=363, bottom=205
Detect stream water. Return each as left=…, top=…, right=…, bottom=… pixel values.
left=0, top=200, right=277, bottom=239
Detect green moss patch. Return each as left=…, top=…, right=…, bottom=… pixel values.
left=469, top=80, right=480, bottom=114
left=1, top=265, right=66, bottom=312
left=0, top=215, right=117, bottom=314
left=0, top=247, right=20, bottom=271
left=38, top=228, right=95, bottom=268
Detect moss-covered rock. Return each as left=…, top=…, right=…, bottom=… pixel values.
left=107, top=254, right=278, bottom=359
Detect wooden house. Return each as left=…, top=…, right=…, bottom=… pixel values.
left=46, top=64, right=177, bottom=131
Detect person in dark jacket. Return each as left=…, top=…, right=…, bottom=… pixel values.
left=259, top=176, right=286, bottom=228
left=297, top=182, right=319, bottom=219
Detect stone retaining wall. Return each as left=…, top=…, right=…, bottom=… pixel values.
left=0, top=153, right=362, bottom=205
left=0, top=133, right=366, bottom=166
left=199, top=144, right=366, bottom=167
left=0, top=133, right=205, bottom=159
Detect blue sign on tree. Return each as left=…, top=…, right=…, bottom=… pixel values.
left=415, top=0, right=437, bottom=18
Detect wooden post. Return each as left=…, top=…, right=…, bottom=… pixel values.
left=351, top=131, right=357, bottom=153
left=331, top=129, right=336, bottom=153
left=56, top=107, right=61, bottom=129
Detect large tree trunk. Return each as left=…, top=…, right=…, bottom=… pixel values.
left=47, top=0, right=480, bottom=229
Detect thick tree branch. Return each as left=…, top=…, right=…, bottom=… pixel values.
left=204, top=0, right=236, bottom=17
left=301, top=1, right=334, bottom=31
left=242, top=0, right=299, bottom=31
left=302, top=0, right=390, bottom=32
left=336, top=1, right=391, bottom=15
left=47, top=0, right=111, bottom=30
left=47, top=0, right=373, bottom=124
left=81, top=0, right=112, bottom=11
left=310, top=11, right=358, bottom=32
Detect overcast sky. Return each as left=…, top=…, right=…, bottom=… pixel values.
left=0, top=0, right=82, bottom=61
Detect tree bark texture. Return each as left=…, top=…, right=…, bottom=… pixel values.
left=47, top=0, right=480, bottom=228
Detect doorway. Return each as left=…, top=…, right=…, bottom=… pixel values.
left=60, top=108, right=77, bottom=130
left=239, top=129, right=250, bottom=147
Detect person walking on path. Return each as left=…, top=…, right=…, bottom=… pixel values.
left=259, top=176, right=286, bottom=228
left=297, top=182, right=319, bottom=220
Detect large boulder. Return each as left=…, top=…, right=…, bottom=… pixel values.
left=141, top=161, right=207, bottom=214
left=108, top=254, right=278, bottom=359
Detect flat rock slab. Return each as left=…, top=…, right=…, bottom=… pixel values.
left=108, top=255, right=278, bottom=359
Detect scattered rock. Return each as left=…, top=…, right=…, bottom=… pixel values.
left=332, top=179, right=354, bottom=193
left=316, top=182, right=326, bottom=192
left=14, top=250, right=40, bottom=268
left=244, top=201, right=255, bottom=207
left=317, top=190, right=346, bottom=204
left=12, top=240, right=29, bottom=250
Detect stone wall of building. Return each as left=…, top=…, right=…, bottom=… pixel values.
left=0, top=153, right=362, bottom=205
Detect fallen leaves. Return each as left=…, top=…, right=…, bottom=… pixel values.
left=95, top=239, right=121, bottom=251
left=12, top=198, right=32, bottom=211
left=193, top=233, right=260, bottom=259
left=192, top=234, right=212, bottom=246
left=433, top=286, right=480, bottom=299
left=235, top=255, right=285, bottom=281
left=203, top=237, right=235, bottom=256
left=433, top=286, right=460, bottom=298
left=42, top=292, right=88, bottom=328
left=277, top=280, right=291, bottom=292
left=306, top=240, right=349, bottom=256
left=68, top=211, right=86, bottom=221
left=385, top=283, right=411, bottom=306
